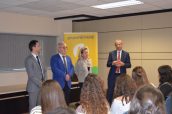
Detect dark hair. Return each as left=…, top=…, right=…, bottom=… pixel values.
left=129, top=85, right=165, bottom=114
left=29, top=40, right=38, bottom=51
left=46, top=107, right=76, bottom=114
left=114, top=74, right=137, bottom=104
left=158, top=65, right=172, bottom=85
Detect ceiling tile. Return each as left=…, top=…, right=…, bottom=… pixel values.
left=1, top=7, right=54, bottom=17
left=18, top=0, right=83, bottom=12
left=0, top=2, right=12, bottom=9
left=141, top=0, right=172, bottom=4
left=148, top=1, right=172, bottom=9
left=100, top=0, right=127, bottom=3
left=73, top=0, right=104, bottom=6
left=0, top=0, right=170, bottom=18
left=0, top=0, right=40, bottom=6
left=61, top=0, right=81, bottom=3
left=129, top=3, right=161, bottom=12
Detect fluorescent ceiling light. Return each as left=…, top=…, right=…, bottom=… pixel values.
left=92, top=0, right=143, bottom=9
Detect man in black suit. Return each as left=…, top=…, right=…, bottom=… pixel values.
left=106, top=39, right=131, bottom=105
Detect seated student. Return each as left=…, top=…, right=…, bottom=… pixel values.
left=166, top=92, right=172, bottom=114
left=30, top=80, right=67, bottom=114
left=110, top=74, right=137, bottom=114
left=132, top=66, right=149, bottom=88
left=76, top=73, right=110, bottom=114
left=158, top=65, right=172, bottom=100
left=46, top=107, right=76, bottom=114
left=128, top=85, right=166, bottom=114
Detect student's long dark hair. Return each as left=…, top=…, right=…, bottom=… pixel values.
left=158, top=65, right=172, bottom=85
left=114, top=73, right=137, bottom=105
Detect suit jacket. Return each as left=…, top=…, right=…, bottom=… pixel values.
left=50, top=54, right=74, bottom=89
left=107, top=50, right=131, bottom=77
left=25, top=54, right=47, bottom=92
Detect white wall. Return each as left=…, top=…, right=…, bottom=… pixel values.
left=73, top=12, right=172, bottom=87
left=0, top=11, right=72, bottom=87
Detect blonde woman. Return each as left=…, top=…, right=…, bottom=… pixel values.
left=75, top=47, right=92, bottom=89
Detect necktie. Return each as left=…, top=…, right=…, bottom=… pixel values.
left=62, top=56, right=68, bottom=74
left=36, top=56, right=44, bottom=81
left=116, top=51, right=120, bottom=73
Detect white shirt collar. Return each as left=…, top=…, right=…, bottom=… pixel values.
left=59, top=53, right=67, bottom=64
left=117, top=50, right=122, bottom=53
left=59, top=53, right=64, bottom=59
left=59, top=53, right=63, bottom=57
left=32, top=53, right=38, bottom=60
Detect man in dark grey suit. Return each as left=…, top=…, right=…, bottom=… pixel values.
left=25, top=40, right=47, bottom=111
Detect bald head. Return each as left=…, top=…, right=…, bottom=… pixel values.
left=115, top=40, right=123, bottom=51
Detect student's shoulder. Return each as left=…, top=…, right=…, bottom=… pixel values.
left=76, top=105, right=86, bottom=114
left=30, top=105, right=42, bottom=114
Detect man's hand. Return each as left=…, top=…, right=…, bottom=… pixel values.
left=112, top=61, right=118, bottom=66
left=112, top=60, right=125, bottom=67
left=118, top=61, right=125, bottom=66
left=65, top=74, right=70, bottom=81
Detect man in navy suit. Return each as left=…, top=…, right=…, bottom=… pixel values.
left=106, top=39, right=131, bottom=105
left=50, top=41, right=74, bottom=104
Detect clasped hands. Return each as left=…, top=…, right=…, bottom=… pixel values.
left=112, top=60, right=125, bottom=67
left=65, top=74, right=70, bottom=81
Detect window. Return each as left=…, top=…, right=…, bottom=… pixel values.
left=0, top=33, right=57, bottom=71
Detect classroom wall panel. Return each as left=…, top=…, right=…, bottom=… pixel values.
left=141, top=13, right=172, bottom=29
left=142, top=28, right=172, bottom=52
left=73, top=16, right=142, bottom=32
left=73, top=12, right=172, bottom=87
left=98, top=31, right=142, bottom=52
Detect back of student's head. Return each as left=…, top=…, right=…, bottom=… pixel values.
left=80, top=73, right=109, bottom=114
left=129, top=85, right=165, bottom=114
left=132, top=66, right=149, bottom=88
left=114, top=74, right=137, bottom=103
left=45, top=107, right=76, bottom=114
left=158, top=65, right=172, bottom=85
left=41, top=80, right=67, bottom=113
